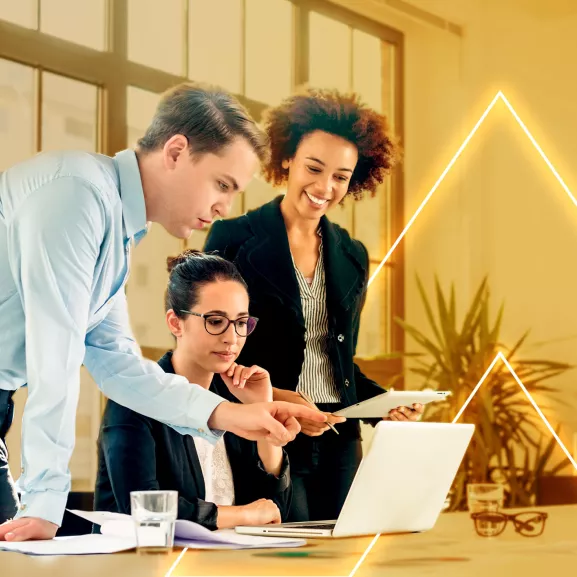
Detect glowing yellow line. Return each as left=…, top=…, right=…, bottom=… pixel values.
left=451, top=353, right=502, bottom=423
left=366, top=89, right=577, bottom=487
left=348, top=533, right=381, bottom=577
left=368, top=91, right=577, bottom=286
left=368, top=91, right=501, bottom=287
left=499, top=93, right=577, bottom=208
left=452, top=351, right=577, bottom=471
left=164, top=547, right=188, bottom=577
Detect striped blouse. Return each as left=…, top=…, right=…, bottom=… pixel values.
left=291, top=231, right=342, bottom=403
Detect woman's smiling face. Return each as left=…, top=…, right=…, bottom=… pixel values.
left=282, top=130, right=358, bottom=220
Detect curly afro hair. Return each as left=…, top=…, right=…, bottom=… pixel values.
left=260, top=87, right=401, bottom=200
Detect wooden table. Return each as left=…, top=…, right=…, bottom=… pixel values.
left=3, top=505, right=576, bottom=577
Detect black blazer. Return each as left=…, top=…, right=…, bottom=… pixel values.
left=204, top=196, right=385, bottom=437
left=94, top=352, right=292, bottom=530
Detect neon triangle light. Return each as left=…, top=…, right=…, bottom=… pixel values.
left=368, top=90, right=577, bottom=286
left=348, top=90, right=577, bottom=577
left=365, top=89, right=577, bottom=470
left=452, top=351, right=577, bottom=470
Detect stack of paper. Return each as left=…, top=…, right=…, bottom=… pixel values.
left=0, top=510, right=307, bottom=556
left=0, top=534, right=135, bottom=556
left=76, top=510, right=307, bottom=550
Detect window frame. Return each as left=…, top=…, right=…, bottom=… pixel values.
left=0, top=0, right=405, bottom=359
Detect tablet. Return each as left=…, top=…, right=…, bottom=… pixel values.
left=333, top=390, right=451, bottom=419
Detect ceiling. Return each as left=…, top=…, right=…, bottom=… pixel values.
left=399, top=0, right=577, bottom=24
left=391, top=0, right=471, bottom=25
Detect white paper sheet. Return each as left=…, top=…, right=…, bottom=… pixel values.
left=69, top=509, right=307, bottom=550
left=0, top=534, right=135, bottom=556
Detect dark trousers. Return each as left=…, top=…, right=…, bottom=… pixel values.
left=0, top=390, right=19, bottom=524
left=285, top=403, right=363, bottom=522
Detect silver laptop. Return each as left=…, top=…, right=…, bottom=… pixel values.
left=235, top=420, right=474, bottom=538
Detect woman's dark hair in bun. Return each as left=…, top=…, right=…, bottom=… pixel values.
left=165, top=249, right=248, bottom=318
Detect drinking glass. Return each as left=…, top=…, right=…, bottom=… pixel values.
left=467, top=483, right=504, bottom=537
left=130, top=490, right=178, bottom=554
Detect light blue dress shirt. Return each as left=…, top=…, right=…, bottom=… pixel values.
left=0, top=149, right=225, bottom=526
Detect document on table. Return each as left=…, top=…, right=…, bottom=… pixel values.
left=72, top=510, right=307, bottom=550
left=0, top=510, right=306, bottom=556
left=0, top=534, right=136, bottom=556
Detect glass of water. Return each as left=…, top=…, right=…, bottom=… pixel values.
left=467, top=483, right=504, bottom=537
left=130, top=490, right=178, bottom=554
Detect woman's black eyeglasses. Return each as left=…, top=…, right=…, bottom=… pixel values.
left=179, top=311, right=259, bottom=337
left=471, top=511, right=548, bottom=538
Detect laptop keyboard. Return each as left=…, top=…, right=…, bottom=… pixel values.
left=287, top=523, right=336, bottom=530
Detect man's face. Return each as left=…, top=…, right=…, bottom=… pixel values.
left=159, top=135, right=260, bottom=238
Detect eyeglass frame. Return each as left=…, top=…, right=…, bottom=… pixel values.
left=179, top=310, right=259, bottom=337
left=470, top=510, right=549, bottom=538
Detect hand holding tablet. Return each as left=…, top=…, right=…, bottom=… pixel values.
left=333, top=390, right=451, bottom=419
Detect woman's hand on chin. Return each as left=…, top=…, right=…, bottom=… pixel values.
left=220, top=362, right=273, bottom=404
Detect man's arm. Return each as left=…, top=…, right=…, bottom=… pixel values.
left=2, top=176, right=223, bottom=532
left=84, top=290, right=226, bottom=441
left=0, top=180, right=327, bottom=541
left=4, top=177, right=105, bottom=528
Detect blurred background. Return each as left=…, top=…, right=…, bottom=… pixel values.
left=2, top=0, right=577, bottom=516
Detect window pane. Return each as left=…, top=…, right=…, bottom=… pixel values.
left=187, top=229, right=208, bottom=251
left=352, top=29, right=381, bottom=112
left=357, top=262, right=386, bottom=358
left=127, top=86, right=160, bottom=147
left=5, top=387, right=26, bottom=484
left=126, top=86, right=181, bottom=349
left=245, top=0, right=292, bottom=105
left=0, top=59, right=35, bottom=170
left=40, top=0, right=106, bottom=51
left=126, top=225, right=182, bottom=349
left=328, top=198, right=353, bottom=234
left=189, top=0, right=242, bottom=94
left=354, top=185, right=386, bottom=261
left=69, top=368, right=101, bottom=490
left=309, top=12, right=351, bottom=92
left=0, top=0, right=38, bottom=28
left=128, top=0, right=185, bottom=76
left=41, top=73, right=98, bottom=152
left=382, top=42, right=396, bottom=130
left=244, top=175, right=280, bottom=213
left=228, top=192, right=244, bottom=218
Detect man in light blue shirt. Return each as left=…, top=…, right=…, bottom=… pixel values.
left=0, top=83, right=325, bottom=541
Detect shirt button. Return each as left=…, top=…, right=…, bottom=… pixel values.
left=337, top=334, right=345, bottom=343
left=20, top=504, right=26, bottom=511
left=344, top=379, right=350, bottom=387
left=198, top=428, right=205, bottom=434
left=21, top=467, right=24, bottom=474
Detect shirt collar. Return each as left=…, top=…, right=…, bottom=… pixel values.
left=114, top=149, right=148, bottom=244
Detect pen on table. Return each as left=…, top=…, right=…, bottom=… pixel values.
left=298, top=391, right=339, bottom=435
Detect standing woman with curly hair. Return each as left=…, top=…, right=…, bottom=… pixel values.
left=204, top=88, right=423, bottom=522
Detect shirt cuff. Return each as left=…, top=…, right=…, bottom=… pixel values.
left=170, top=395, right=228, bottom=443
left=15, top=489, right=69, bottom=527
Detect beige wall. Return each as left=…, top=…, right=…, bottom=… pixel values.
left=336, top=0, right=577, bottom=464
left=461, top=0, right=577, bottom=464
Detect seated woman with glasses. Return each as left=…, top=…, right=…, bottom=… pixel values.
left=93, top=250, right=291, bottom=530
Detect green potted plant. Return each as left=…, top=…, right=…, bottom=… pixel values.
left=381, top=275, right=573, bottom=511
